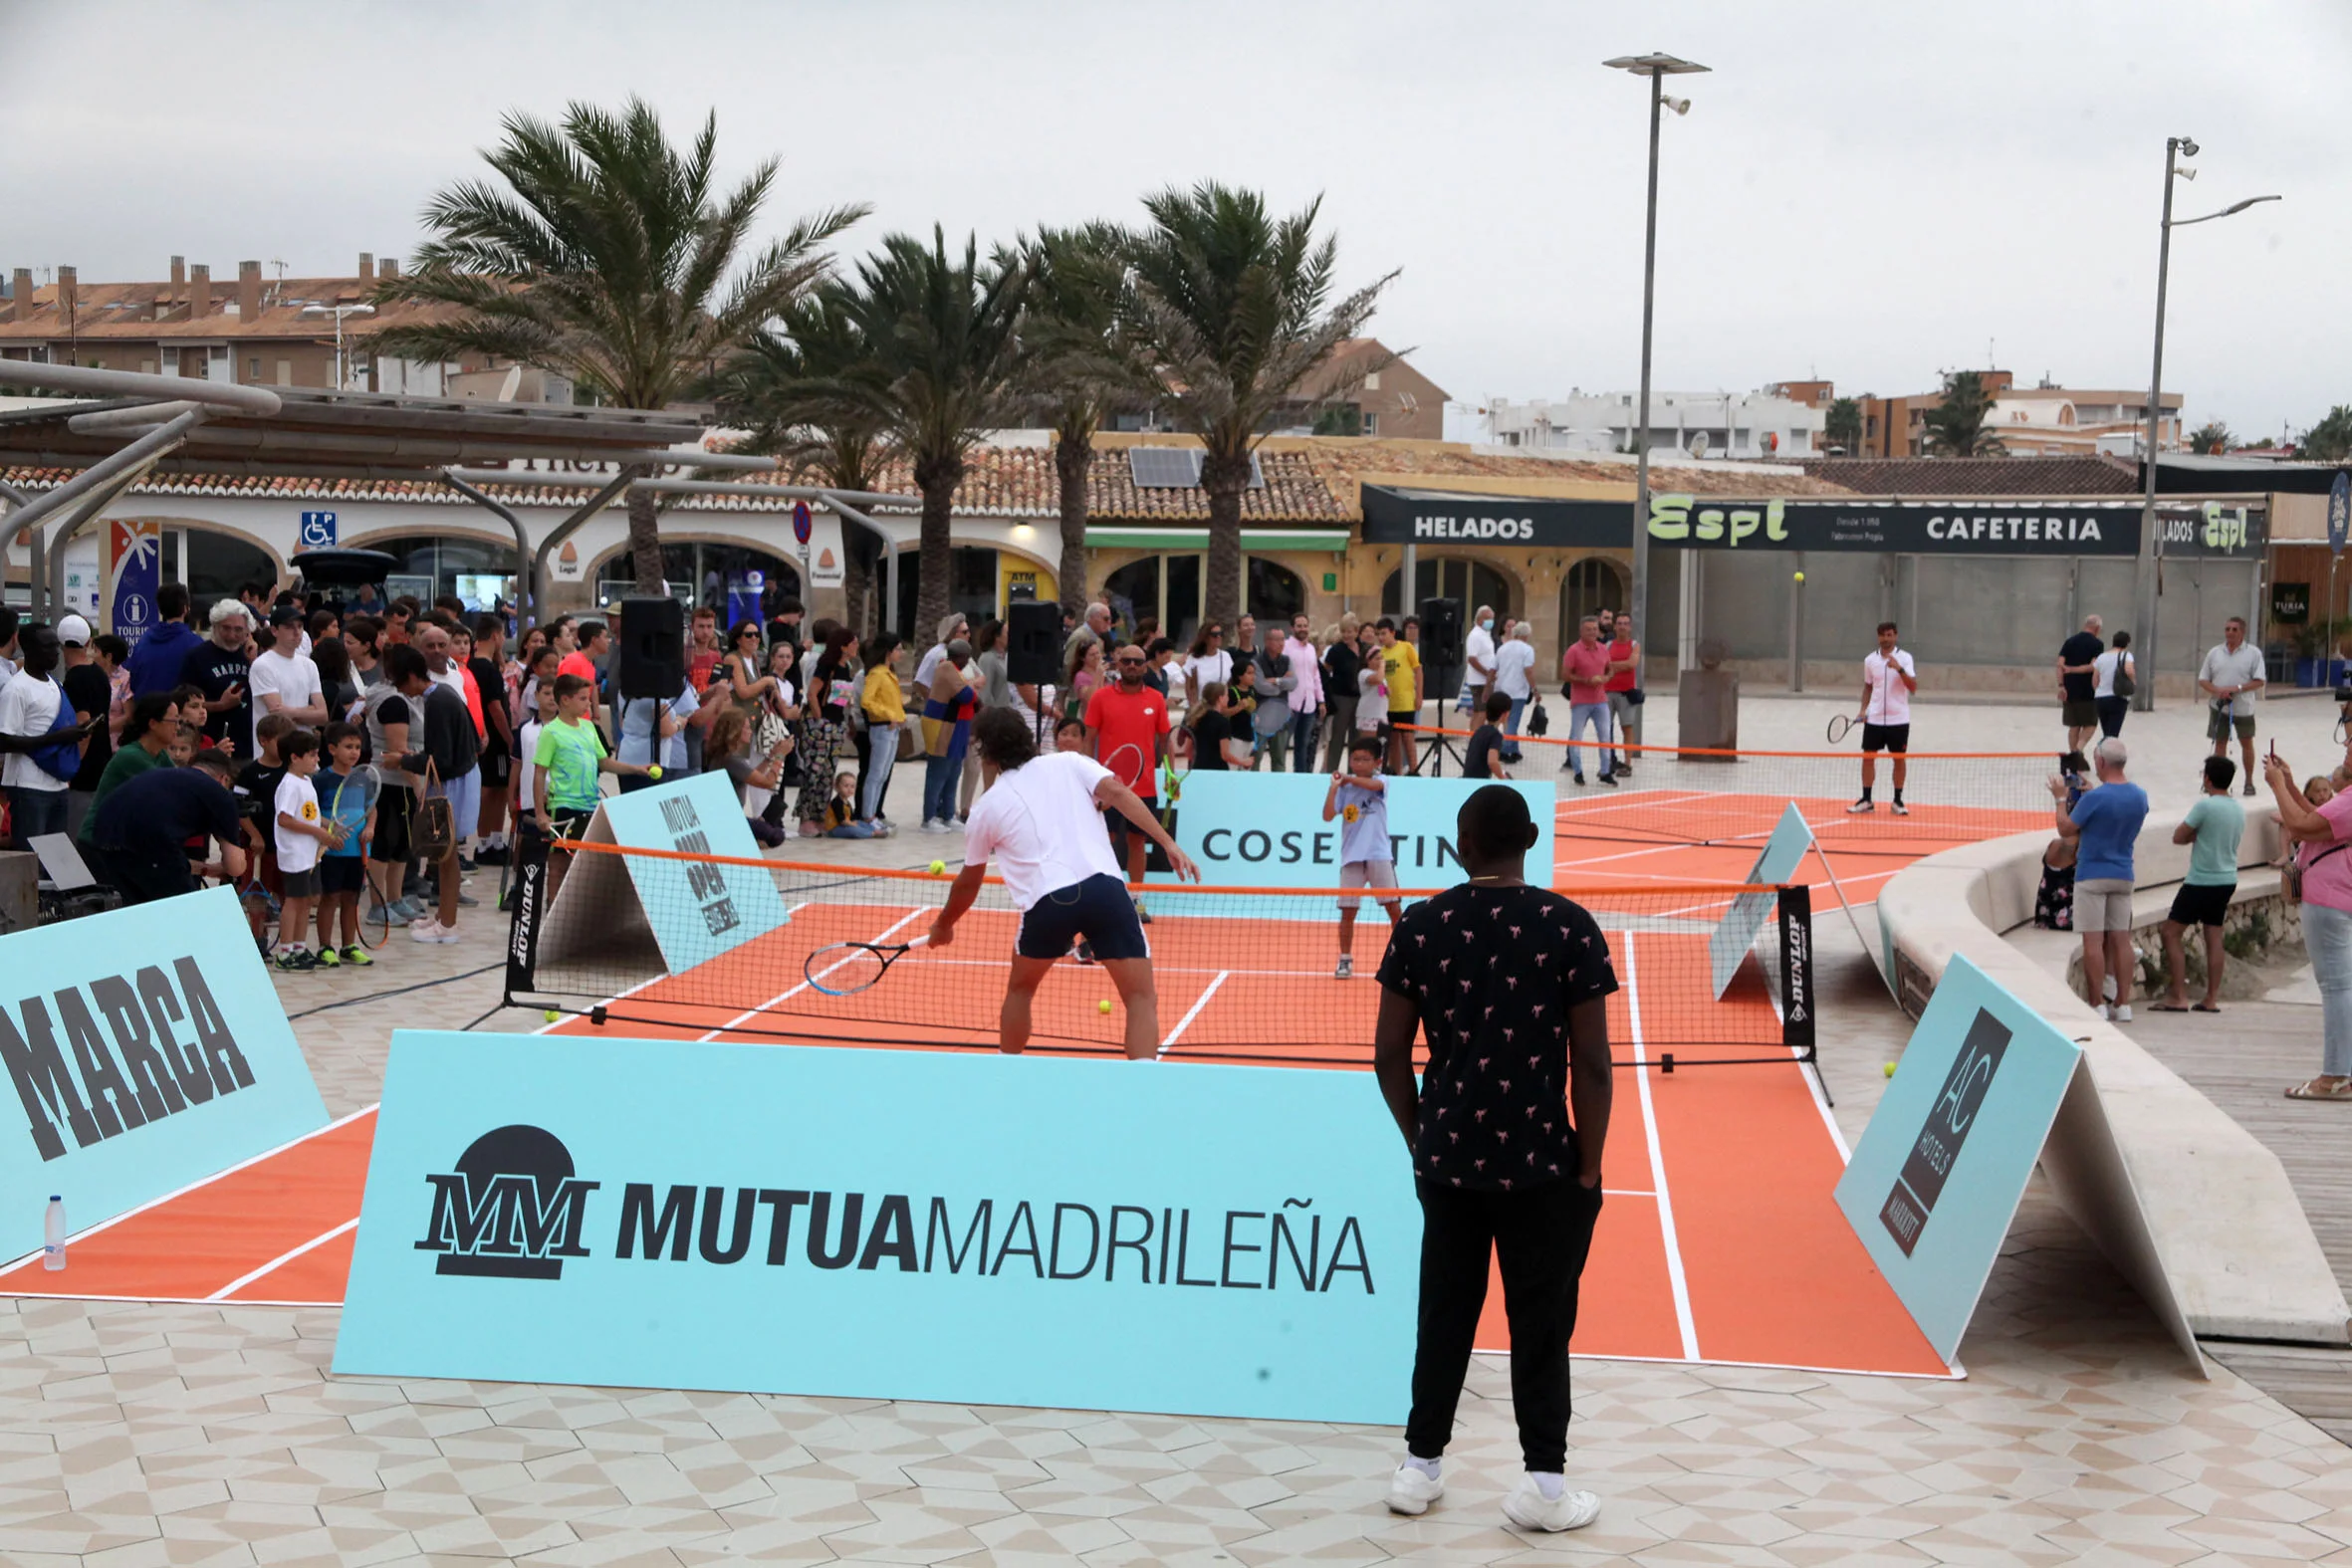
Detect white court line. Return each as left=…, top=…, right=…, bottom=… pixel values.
left=205, top=1218, right=359, bottom=1301
left=536, top=900, right=821, bottom=1035
left=1553, top=789, right=1715, bottom=822
left=694, top=906, right=930, bottom=1041
left=0, top=1103, right=378, bottom=1275
left=1625, top=934, right=1702, bottom=1363
left=1158, top=971, right=1230, bottom=1055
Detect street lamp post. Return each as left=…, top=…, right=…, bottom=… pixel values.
left=2128, top=137, right=2280, bottom=713
left=1605, top=51, right=1708, bottom=675
left=299, top=303, right=376, bottom=391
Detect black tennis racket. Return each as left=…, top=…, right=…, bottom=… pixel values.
left=804, top=940, right=917, bottom=996
left=1826, top=714, right=1856, bottom=745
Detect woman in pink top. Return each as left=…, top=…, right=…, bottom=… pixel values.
left=2266, top=752, right=2352, bottom=1100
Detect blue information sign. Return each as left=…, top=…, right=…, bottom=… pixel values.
left=299, top=511, right=338, bottom=549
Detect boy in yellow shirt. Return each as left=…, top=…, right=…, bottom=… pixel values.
left=1378, top=618, right=1421, bottom=774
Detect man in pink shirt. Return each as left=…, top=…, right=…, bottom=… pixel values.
left=1283, top=613, right=1323, bottom=773
left=1559, top=616, right=1614, bottom=786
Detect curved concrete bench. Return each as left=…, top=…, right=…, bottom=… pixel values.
left=1879, top=802, right=2351, bottom=1346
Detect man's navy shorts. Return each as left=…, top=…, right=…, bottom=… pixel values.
left=1017, top=872, right=1149, bottom=961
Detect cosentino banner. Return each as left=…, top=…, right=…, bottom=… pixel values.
left=336, top=1030, right=1418, bottom=1422
left=0, top=885, right=330, bottom=1258
left=1360, top=482, right=2264, bottom=559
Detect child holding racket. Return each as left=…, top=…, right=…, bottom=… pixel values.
left=270, top=729, right=346, bottom=972
left=1848, top=621, right=1918, bottom=816
left=1326, top=736, right=1402, bottom=979
left=316, top=722, right=379, bottom=966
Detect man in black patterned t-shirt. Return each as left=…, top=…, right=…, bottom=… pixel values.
left=1372, top=784, right=1615, bottom=1534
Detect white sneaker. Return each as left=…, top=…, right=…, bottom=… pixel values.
left=1335, top=954, right=1354, bottom=980
left=408, top=917, right=461, bottom=945
left=2111, top=1004, right=2133, bottom=1022
left=1847, top=797, right=1875, bottom=814
left=1386, top=1462, right=1443, bottom=1516
left=1501, top=1473, right=1598, bottom=1532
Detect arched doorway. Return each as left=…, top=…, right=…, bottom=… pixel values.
left=1559, top=556, right=1628, bottom=633
left=588, top=542, right=801, bottom=617
left=1245, top=558, right=1305, bottom=630
left=363, top=533, right=523, bottom=611
left=1380, top=559, right=1514, bottom=621
left=1098, top=554, right=1302, bottom=649
left=158, top=527, right=280, bottom=608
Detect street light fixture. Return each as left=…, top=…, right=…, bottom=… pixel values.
left=2127, top=136, right=2279, bottom=712
left=299, top=303, right=376, bottom=391
left=1604, top=51, right=1709, bottom=672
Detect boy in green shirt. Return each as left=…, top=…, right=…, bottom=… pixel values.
left=2157, top=755, right=2245, bottom=1012
left=534, top=673, right=650, bottom=896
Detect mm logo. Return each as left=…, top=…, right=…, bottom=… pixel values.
left=415, top=1124, right=598, bottom=1279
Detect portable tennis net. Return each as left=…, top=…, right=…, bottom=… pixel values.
left=506, top=838, right=1818, bottom=1079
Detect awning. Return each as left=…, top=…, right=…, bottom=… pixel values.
left=1084, top=526, right=1350, bottom=553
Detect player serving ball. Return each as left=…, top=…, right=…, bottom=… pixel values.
left=1847, top=620, right=1918, bottom=816
left=930, top=708, right=1200, bottom=1059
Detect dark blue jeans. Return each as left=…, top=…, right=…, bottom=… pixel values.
left=1289, top=708, right=1320, bottom=772
left=923, top=737, right=969, bottom=822
left=7, top=784, right=69, bottom=848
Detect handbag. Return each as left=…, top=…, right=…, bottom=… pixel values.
left=1625, top=687, right=1647, bottom=707
left=2111, top=655, right=2136, bottom=699
left=411, top=760, right=456, bottom=860
left=1525, top=699, right=1550, bottom=737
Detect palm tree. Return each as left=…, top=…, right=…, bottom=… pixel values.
left=713, top=291, right=898, bottom=633
left=1922, top=370, right=2006, bottom=458
left=1115, top=184, right=1393, bottom=627
left=1013, top=225, right=1130, bottom=621
left=369, top=97, right=867, bottom=589
left=2302, top=405, right=2352, bottom=464
left=835, top=227, right=1029, bottom=636
left=2189, top=419, right=2234, bottom=456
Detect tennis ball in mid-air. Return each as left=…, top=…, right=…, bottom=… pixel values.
left=1098, top=998, right=1114, bottom=1014
left=1793, top=570, right=1806, bottom=582
left=544, top=1009, right=561, bottom=1022
left=929, top=859, right=947, bottom=876
left=1884, top=1060, right=1897, bottom=1078
left=647, top=766, right=663, bottom=780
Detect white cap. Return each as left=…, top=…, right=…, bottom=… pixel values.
left=55, top=614, right=92, bottom=646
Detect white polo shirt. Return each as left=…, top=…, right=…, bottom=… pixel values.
left=1862, top=648, right=1916, bottom=726
left=1463, top=623, right=1497, bottom=687
left=961, top=751, right=1121, bottom=912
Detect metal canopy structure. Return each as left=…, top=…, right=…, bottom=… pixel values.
left=0, top=361, right=912, bottom=625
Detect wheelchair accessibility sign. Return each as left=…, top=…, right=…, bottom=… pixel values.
left=300, top=511, right=339, bottom=548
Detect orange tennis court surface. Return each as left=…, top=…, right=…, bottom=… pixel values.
left=2, top=888, right=1957, bottom=1380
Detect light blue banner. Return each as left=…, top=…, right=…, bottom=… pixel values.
left=1710, top=800, right=1814, bottom=997
left=1163, top=773, right=1553, bottom=893
left=336, top=1030, right=1419, bottom=1424
left=588, top=772, right=791, bottom=971
left=1832, top=954, right=2081, bottom=1362
left=0, top=885, right=330, bottom=1261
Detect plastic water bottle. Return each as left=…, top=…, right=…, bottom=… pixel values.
left=43, top=1197, right=65, bottom=1270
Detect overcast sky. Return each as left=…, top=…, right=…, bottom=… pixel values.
left=8, top=0, right=2346, bottom=441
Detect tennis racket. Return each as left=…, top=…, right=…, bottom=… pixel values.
left=1826, top=714, right=1856, bottom=745
left=327, top=764, right=387, bottom=948
left=2336, top=715, right=2348, bottom=747
left=1103, top=743, right=1149, bottom=793
left=804, top=940, right=917, bottom=997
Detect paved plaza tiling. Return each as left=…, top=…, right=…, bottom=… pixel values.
left=7, top=694, right=2352, bottom=1565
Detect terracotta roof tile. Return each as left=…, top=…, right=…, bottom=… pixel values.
left=1798, top=455, right=2140, bottom=495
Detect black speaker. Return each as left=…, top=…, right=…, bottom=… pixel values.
left=616, top=596, right=686, bottom=699
left=1006, top=599, right=1062, bottom=686
left=1417, top=596, right=1462, bottom=663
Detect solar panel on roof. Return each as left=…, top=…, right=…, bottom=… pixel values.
left=1126, top=446, right=1201, bottom=488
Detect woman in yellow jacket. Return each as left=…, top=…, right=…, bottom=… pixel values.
left=858, top=633, right=907, bottom=823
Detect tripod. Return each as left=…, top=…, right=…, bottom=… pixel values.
left=1408, top=658, right=1468, bottom=777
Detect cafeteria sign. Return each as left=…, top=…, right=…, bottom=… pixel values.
left=1647, top=496, right=2263, bottom=559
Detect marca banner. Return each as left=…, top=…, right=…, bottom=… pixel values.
left=1162, top=773, right=1553, bottom=895
left=574, top=772, right=790, bottom=973
left=107, top=520, right=161, bottom=653
left=1833, top=955, right=2081, bottom=1362
left=1646, top=495, right=2264, bottom=559
left=1710, top=801, right=1814, bottom=998
left=0, top=886, right=330, bottom=1261
left=336, top=1030, right=1419, bottom=1423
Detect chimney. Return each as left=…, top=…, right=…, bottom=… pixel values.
left=357, top=252, right=374, bottom=284
left=189, top=263, right=212, bottom=319
left=57, top=266, right=78, bottom=320
left=170, top=255, right=185, bottom=289
left=238, top=259, right=262, bottom=322
left=379, top=256, right=399, bottom=281
left=8, top=268, right=28, bottom=324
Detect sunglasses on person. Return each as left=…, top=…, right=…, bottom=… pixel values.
left=1116, top=654, right=1145, bottom=665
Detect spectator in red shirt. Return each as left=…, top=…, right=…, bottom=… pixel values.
left=1603, top=618, right=1641, bottom=777
left=1084, top=643, right=1174, bottom=922
left=1558, top=616, right=1614, bottom=786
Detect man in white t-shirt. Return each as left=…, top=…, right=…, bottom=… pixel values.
left=249, top=606, right=329, bottom=728
left=2198, top=614, right=2265, bottom=796
left=1492, top=624, right=1535, bottom=763
left=1460, top=603, right=1497, bottom=713
left=0, top=623, right=90, bottom=846
left=930, top=707, right=1200, bottom=1058
left=1849, top=620, right=1918, bottom=815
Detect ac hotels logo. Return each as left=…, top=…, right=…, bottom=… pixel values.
left=415, top=1124, right=598, bottom=1279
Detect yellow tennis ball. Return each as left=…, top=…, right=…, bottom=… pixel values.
left=544, top=1009, right=560, bottom=1022
left=929, top=859, right=947, bottom=876
left=1098, top=998, right=1114, bottom=1014
left=1793, top=570, right=1806, bottom=582
left=647, top=765, right=663, bottom=780
left=1884, top=1060, right=1897, bottom=1078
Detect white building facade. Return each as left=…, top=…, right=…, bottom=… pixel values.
left=1475, top=389, right=1826, bottom=461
